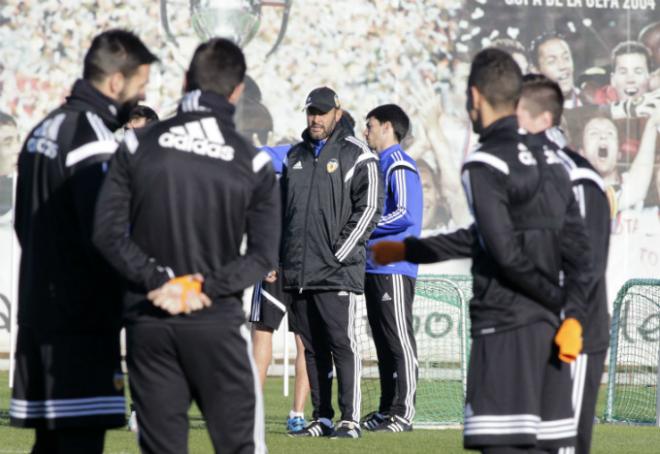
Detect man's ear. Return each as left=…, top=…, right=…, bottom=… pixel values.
left=542, top=111, right=555, bottom=130
left=470, top=86, right=482, bottom=110
left=335, top=108, right=343, bottom=123
left=108, top=72, right=125, bottom=98
left=228, top=82, right=245, bottom=105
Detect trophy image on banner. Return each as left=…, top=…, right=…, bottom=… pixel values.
left=160, top=0, right=292, bottom=67
left=159, top=0, right=292, bottom=141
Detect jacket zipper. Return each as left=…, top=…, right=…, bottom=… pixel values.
left=299, top=152, right=319, bottom=293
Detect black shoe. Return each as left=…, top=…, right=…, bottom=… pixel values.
left=360, top=411, right=387, bottom=431
left=373, top=415, right=413, bottom=432
left=288, top=419, right=334, bottom=437
left=332, top=420, right=362, bottom=439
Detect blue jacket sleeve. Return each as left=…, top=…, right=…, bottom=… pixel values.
left=372, top=167, right=423, bottom=237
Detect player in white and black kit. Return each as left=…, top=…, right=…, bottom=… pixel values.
left=361, top=104, right=423, bottom=433
left=10, top=30, right=156, bottom=454
left=373, top=49, right=592, bottom=453
left=93, top=39, right=280, bottom=454
left=517, top=74, right=611, bottom=454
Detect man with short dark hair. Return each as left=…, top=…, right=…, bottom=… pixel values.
left=11, top=29, right=156, bottom=454
left=282, top=87, right=382, bottom=439
left=93, top=38, right=278, bottom=454
left=609, top=41, right=652, bottom=102
left=531, top=33, right=584, bottom=109
left=360, top=104, right=422, bottom=433
left=372, top=50, right=592, bottom=453
left=517, top=74, right=611, bottom=454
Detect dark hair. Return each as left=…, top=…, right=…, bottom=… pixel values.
left=529, top=32, right=567, bottom=67
left=342, top=110, right=356, bottom=130
left=468, top=48, right=522, bottom=109
left=83, top=29, right=158, bottom=83
left=366, top=104, right=410, bottom=142
left=492, top=38, right=526, bottom=56
left=186, top=38, right=247, bottom=98
left=521, top=73, right=564, bottom=126
left=128, top=105, right=159, bottom=123
left=611, top=41, right=651, bottom=71
left=0, top=111, right=17, bottom=128
left=638, top=21, right=660, bottom=44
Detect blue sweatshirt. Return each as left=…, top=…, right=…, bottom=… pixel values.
left=260, top=144, right=292, bottom=175
left=366, top=144, right=423, bottom=278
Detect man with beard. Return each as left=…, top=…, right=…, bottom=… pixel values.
left=281, top=87, right=382, bottom=439
left=372, top=49, right=591, bottom=453
left=10, top=29, right=156, bottom=454
left=580, top=114, right=659, bottom=213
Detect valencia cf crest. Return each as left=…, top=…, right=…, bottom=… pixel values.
left=113, top=372, right=125, bottom=391
left=327, top=158, right=339, bottom=174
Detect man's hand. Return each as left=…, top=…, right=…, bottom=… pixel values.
left=611, top=88, right=660, bottom=119
left=147, top=273, right=211, bottom=315
left=554, top=318, right=583, bottom=363
left=371, top=241, right=406, bottom=265
left=264, top=270, right=277, bottom=283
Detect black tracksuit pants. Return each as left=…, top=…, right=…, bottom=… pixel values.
left=126, top=320, right=265, bottom=454
left=573, top=351, right=606, bottom=454
left=365, top=273, right=418, bottom=421
left=290, top=290, right=361, bottom=423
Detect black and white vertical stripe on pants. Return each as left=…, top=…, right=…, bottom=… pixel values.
left=126, top=319, right=266, bottom=454
left=290, top=290, right=361, bottom=423
left=570, top=351, right=606, bottom=454
left=364, top=273, right=417, bottom=421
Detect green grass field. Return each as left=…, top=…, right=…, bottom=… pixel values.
left=1, top=371, right=660, bottom=453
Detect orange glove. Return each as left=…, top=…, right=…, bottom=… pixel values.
left=554, top=318, right=583, bottom=363
left=168, top=275, right=202, bottom=313
left=371, top=241, right=406, bottom=265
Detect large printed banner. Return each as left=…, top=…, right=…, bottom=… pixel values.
left=0, top=1, right=658, bottom=353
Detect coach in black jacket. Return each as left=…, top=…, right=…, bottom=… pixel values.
left=93, top=39, right=278, bottom=454
left=11, top=30, right=156, bottom=453
left=281, top=87, right=382, bottom=438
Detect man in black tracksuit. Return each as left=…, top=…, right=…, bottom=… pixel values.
left=281, top=87, right=382, bottom=438
left=10, top=30, right=156, bottom=454
left=373, top=51, right=592, bottom=453
left=93, top=39, right=279, bottom=454
left=517, top=74, right=611, bottom=454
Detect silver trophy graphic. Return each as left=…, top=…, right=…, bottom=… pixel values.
left=159, top=0, right=291, bottom=143
left=160, top=0, right=292, bottom=60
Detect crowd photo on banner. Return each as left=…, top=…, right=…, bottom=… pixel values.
left=0, top=0, right=658, bottom=452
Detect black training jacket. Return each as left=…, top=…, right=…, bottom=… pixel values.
left=547, top=127, right=611, bottom=353
left=404, top=122, right=594, bottom=338
left=455, top=117, right=590, bottom=336
left=14, top=79, right=124, bottom=333
left=280, top=122, right=382, bottom=293
left=93, top=90, right=280, bottom=324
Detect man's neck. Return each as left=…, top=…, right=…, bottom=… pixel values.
left=481, top=104, right=515, bottom=129
left=377, top=139, right=399, bottom=154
